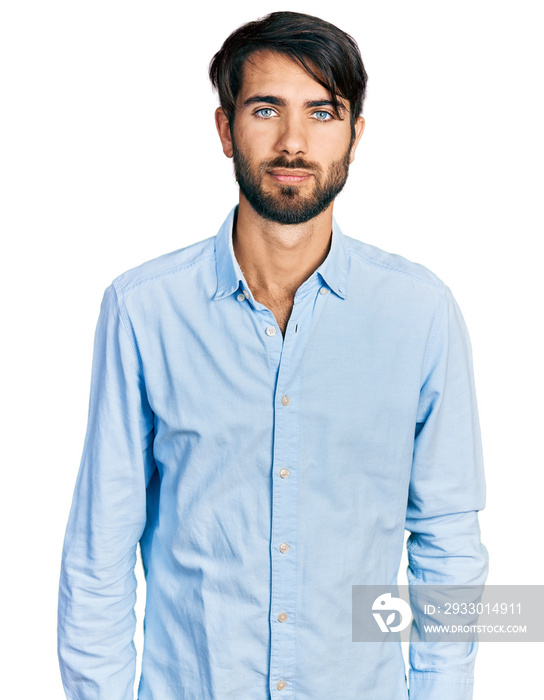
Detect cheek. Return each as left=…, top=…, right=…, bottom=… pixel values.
left=310, top=128, right=351, bottom=162
left=235, top=115, right=275, bottom=146
left=234, top=132, right=269, bottom=165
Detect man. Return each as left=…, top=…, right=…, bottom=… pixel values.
left=57, top=11, right=488, bottom=700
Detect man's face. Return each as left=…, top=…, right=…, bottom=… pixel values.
left=217, top=50, right=365, bottom=225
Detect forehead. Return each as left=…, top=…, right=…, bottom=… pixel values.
left=238, top=49, right=334, bottom=101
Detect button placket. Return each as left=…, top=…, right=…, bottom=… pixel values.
left=265, top=284, right=326, bottom=698
left=268, top=309, right=310, bottom=699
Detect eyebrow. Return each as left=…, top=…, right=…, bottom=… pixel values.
left=243, top=95, right=347, bottom=113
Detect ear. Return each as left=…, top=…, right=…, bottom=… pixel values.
left=215, top=107, right=234, bottom=158
left=349, top=116, right=366, bottom=164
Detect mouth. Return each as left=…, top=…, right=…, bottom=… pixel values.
left=267, top=168, right=313, bottom=184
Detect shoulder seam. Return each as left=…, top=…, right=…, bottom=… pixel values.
left=346, top=246, right=446, bottom=292
left=111, top=280, right=144, bottom=372
left=116, top=253, right=216, bottom=297
left=421, top=292, right=447, bottom=382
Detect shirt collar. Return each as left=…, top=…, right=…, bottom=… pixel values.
left=213, top=205, right=349, bottom=301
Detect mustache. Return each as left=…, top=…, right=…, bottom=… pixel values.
left=260, top=156, right=322, bottom=174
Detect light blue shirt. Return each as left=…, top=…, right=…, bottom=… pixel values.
left=58, top=205, right=488, bottom=700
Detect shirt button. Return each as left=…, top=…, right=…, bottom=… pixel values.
left=281, top=395, right=290, bottom=406
left=278, top=612, right=288, bottom=622
left=237, top=293, right=245, bottom=301
left=243, top=289, right=250, bottom=299
left=276, top=680, right=286, bottom=691
left=266, top=325, right=276, bottom=336
left=279, top=468, right=290, bottom=478
left=319, top=286, right=329, bottom=295
left=279, top=542, right=290, bottom=553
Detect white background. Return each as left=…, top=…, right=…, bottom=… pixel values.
left=2, top=1, right=543, bottom=698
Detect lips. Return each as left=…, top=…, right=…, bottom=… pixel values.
left=267, top=168, right=313, bottom=182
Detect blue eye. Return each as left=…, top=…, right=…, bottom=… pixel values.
left=312, top=111, right=332, bottom=121
left=255, top=108, right=275, bottom=119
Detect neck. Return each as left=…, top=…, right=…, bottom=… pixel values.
left=232, top=194, right=334, bottom=300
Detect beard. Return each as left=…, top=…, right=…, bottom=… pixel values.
left=231, top=133, right=353, bottom=226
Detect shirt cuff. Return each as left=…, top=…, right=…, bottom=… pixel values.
left=409, top=671, right=474, bottom=700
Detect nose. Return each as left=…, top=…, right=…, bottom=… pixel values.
left=273, top=114, right=308, bottom=156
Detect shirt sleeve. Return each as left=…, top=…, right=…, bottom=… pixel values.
left=405, top=285, right=489, bottom=700
left=57, top=283, right=156, bottom=700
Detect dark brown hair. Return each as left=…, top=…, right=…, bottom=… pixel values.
left=208, top=11, right=368, bottom=132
